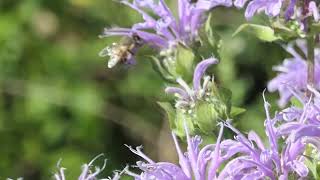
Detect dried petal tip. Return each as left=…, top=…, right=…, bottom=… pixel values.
left=108, top=166, right=128, bottom=180
left=54, top=154, right=108, bottom=180
left=79, top=154, right=107, bottom=180
left=100, top=0, right=231, bottom=68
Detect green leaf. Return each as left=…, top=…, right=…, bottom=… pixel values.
left=311, top=22, right=320, bottom=35
left=174, top=110, right=195, bottom=138
left=195, top=102, right=218, bottom=134
left=304, top=144, right=320, bottom=179
left=290, top=97, right=304, bottom=108
left=217, top=87, right=232, bottom=114
left=197, top=13, right=222, bottom=59
left=305, top=157, right=318, bottom=179
left=157, top=102, right=176, bottom=129
left=176, top=45, right=195, bottom=81
left=230, top=106, right=246, bottom=117
left=205, top=14, right=222, bottom=49
left=150, top=56, right=176, bottom=82
left=271, top=20, right=303, bottom=40
left=233, top=23, right=280, bottom=42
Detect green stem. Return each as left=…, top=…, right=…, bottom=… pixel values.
left=307, top=18, right=315, bottom=97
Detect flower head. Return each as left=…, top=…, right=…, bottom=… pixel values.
left=113, top=91, right=320, bottom=179
left=221, top=94, right=309, bottom=179
left=276, top=85, right=320, bottom=148
left=122, top=122, right=245, bottom=180
left=100, top=0, right=232, bottom=68
left=268, top=40, right=320, bottom=107
left=235, top=0, right=320, bottom=21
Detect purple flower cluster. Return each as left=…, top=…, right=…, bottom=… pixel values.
left=268, top=40, right=320, bottom=107
left=75, top=1, right=320, bottom=179
left=117, top=91, right=320, bottom=179
left=235, top=0, right=320, bottom=21
left=278, top=86, right=320, bottom=147
left=222, top=94, right=309, bottom=179
left=122, top=123, right=236, bottom=179
left=99, top=0, right=232, bottom=68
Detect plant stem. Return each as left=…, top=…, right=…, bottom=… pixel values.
left=307, top=31, right=315, bottom=97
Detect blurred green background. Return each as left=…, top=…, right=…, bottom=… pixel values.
left=0, top=0, right=287, bottom=179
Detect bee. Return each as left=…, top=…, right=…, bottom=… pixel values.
left=99, top=33, right=144, bottom=68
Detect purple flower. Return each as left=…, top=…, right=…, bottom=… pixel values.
left=112, top=92, right=320, bottom=179
left=235, top=0, right=320, bottom=21
left=221, top=94, right=309, bottom=179
left=268, top=40, right=320, bottom=107
left=165, top=58, right=219, bottom=109
left=121, top=121, right=248, bottom=180
left=54, top=154, right=112, bottom=180
left=276, top=86, right=320, bottom=148
left=245, top=0, right=282, bottom=19
left=99, top=0, right=231, bottom=68
left=291, top=124, right=320, bottom=142
left=233, top=0, right=282, bottom=18
left=309, top=1, right=320, bottom=22
left=272, top=86, right=320, bottom=179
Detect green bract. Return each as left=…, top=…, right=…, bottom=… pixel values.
left=151, top=45, right=196, bottom=83
left=233, top=23, right=281, bottom=42
left=159, top=81, right=244, bottom=138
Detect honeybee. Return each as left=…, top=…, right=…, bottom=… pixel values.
left=99, top=33, right=144, bottom=68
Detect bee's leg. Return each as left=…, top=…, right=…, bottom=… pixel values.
left=127, top=50, right=134, bottom=55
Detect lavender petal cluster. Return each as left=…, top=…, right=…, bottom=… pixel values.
left=278, top=85, right=320, bottom=145
left=116, top=91, right=320, bottom=179
left=222, top=94, right=309, bottom=179
left=122, top=123, right=242, bottom=179
left=235, top=0, right=320, bottom=21
left=99, top=0, right=232, bottom=68
left=268, top=40, right=320, bottom=107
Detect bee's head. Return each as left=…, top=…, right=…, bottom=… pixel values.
left=189, top=0, right=198, bottom=3
left=132, top=33, right=144, bottom=46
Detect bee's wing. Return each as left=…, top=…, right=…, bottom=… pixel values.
left=119, top=36, right=135, bottom=46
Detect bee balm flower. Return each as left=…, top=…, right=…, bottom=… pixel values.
left=221, top=95, right=309, bottom=179
left=235, top=0, right=320, bottom=21
left=99, top=0, right=232, bottom=68
left=122, top=122, right=245, bottom=180
left=268, top=40, right=320, bottom=107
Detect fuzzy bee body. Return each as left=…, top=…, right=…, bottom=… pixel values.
left=99, top=33, right=143, bottom=68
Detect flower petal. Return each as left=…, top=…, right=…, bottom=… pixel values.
left=292, top=125, right=320, bottom=141
left=193, top=58, right=218, bottom=91
left=289, top=160, right=309, bottom=177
